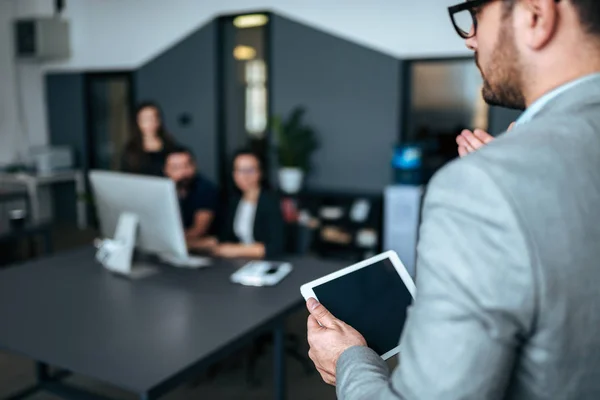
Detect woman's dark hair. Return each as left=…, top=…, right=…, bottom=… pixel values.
left=123, top=101, right=175, bottom=172
left=232, top=148, right=263, bottom=170
left=231, top=147, right=268, bottom=190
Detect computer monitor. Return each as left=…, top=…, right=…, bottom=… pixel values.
left=89, top=170, right=188, bottom=260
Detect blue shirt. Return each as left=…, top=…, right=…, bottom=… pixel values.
left=179, top=174, right=219, bottom=229
left=516, top=73, right=600, bottom=126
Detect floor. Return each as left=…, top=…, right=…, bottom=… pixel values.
left=0, top=224, right=342, bottom=400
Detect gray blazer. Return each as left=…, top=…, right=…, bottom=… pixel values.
left=336, top=76, right=600, bottom=400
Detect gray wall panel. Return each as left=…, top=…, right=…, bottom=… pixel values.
left=489, top=106, right=522, bottom=136
left=271, top=15, right=401, bottom=192
left=46, top=73, right=87, bottom=223
left=135, top=22, right=218, bottom=182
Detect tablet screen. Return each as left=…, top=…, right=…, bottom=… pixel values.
left=312, top=258, right=413, bottom=356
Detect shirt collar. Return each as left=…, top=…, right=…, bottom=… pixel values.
left=516, top=73, right=600, bottom=126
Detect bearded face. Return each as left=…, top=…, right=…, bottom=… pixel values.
left=476, top=10, right=527, bottom=111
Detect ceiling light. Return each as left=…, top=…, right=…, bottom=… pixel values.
left=233, top=45, right=257, bottom=60
left=233, top=14, right=269, bottom=29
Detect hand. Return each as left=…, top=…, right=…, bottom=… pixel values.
left=213, top=243, right=241, bottom=258
left=456, top=122, right=515, bottom=157
left=187, top=236, right=219, bottom=251
left=202, top=236, right=219, bottom=249
left=306, top=298, right=367, bottom=386
left=456, top=129, right=494, bottom=157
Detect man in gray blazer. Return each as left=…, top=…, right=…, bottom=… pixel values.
left=306, top=0, right=600, bottom=398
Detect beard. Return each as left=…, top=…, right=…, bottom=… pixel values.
left=176, top=177, right=194, bottom=191
left=477, top=22, right=527, bottom=111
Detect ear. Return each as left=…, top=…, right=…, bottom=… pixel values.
left=518, top=0, right=560, bottom=50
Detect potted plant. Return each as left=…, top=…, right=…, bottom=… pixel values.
left=272, top=107, right=318, bottom=194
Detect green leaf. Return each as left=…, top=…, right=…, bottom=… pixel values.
left=272, top=106, right=319, bottom=171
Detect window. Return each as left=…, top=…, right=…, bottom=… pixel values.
left=245, top=59, right=267, bottom=137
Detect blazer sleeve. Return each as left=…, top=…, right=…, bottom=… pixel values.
left=256, top=192, right=285, bottom=259
left=336, top=159, right=535, bottom=400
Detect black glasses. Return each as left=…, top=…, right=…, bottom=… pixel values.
left=448, top=0, right=562, bottom=39
left=448, top=0, right=496, bottom=39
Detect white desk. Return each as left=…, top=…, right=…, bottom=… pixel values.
left=0, top=170, right=87, bottom=229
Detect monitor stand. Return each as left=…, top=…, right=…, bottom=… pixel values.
left=111, top=261, right=159, bottom=280
left=95, top=212, right=159, bottom=280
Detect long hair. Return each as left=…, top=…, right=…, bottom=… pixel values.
left=124, top=101, right=175, bottom=172
left=231, top=147, right=269, bottom=191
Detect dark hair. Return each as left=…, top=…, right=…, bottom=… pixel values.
left=571, top=0, right=600, bottom=36
left=164, top=145, right=195, bottom=163
left=504, top=0, right=600, bottom=37
left=124, top=101, right=176, bottom=172
left=231, top=148, right=268, bottom=189
left=232, top=148, right=263, bottom=171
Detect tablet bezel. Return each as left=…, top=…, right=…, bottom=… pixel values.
left=300, top=250, right=416, bottom=360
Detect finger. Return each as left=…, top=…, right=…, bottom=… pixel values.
left=309, top=349, right=326, bottom=369
left=308, top=349, right=327, bottom=376
left=316, top=365, right=336, bottom=380
left=456, top=137, right=474, bottom=153
left=317, top=367, right=336, bottom=386
left=307, top=314, right=321, bottom=330
left=473, top=129, right=494, bottom=144
left=458, top=146, right=468, bottom=158
left=320, top=373, right=336, bottom=386
left=508, top=122, right=516, bottom=132
left=307, top=298, right=337, bottom=328
left=462, top=141, right=475, bottom=153
left=308, top=349, right=317, bottom=367
left=458, top=133, right=475, bottom=152
left=461, top=130, right=485, bottom=150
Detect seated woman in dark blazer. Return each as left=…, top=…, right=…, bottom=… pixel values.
left=214, top=149, right=284, bottom=259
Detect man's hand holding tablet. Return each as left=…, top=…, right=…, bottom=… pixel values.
left=306, top=298, right=368, bottom=386
left=301, top=251, right=416, bottom=386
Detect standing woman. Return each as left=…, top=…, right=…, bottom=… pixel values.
left=215, top=148, right=285, bottom=259
left=121, top=101, right=176, bottom=176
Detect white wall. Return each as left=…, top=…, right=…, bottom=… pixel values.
left=0, top=1, right=20, bottom=165
left=47, top=0, right=468, bottom=71
left=0, top=0, right=53, bottom=166
left=1, top=0, right=469, bottom=165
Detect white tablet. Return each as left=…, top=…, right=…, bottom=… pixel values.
left=300, top=251, right=416, bottom=360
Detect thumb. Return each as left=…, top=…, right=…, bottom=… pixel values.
left=307, top=298, right=337, bottom=328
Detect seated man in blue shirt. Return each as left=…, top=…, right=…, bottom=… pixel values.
left=163, top=146, right=219, bottom=250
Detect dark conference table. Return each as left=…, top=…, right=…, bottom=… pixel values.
left=0, top=247, right=345, bottom=400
